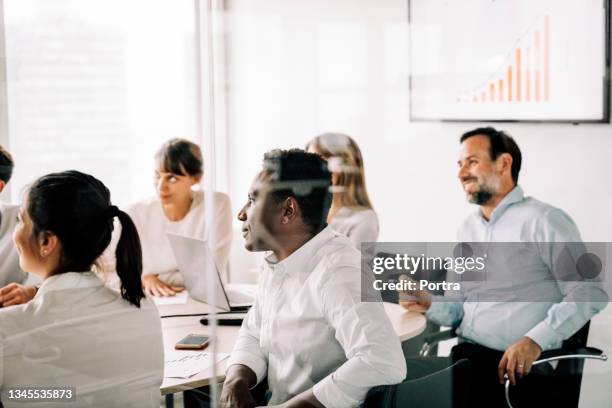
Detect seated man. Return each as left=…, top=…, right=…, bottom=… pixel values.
left=402, top=127, right=607, bottom=407
left=0, top=145, right=32, bottom=306
left=221, top=149, right=406, bottom=408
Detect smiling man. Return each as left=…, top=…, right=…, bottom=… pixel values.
left=221, top=149, right=406, bottom=408
left=401, top=127, right=607, bottom=407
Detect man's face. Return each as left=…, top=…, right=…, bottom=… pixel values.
left=237, top=171, right=283, bottom=252
left=457, top=135, right=502, bottom=205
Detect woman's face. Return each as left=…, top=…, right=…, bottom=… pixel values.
left=13, top=208, right=44, bottom=275
left=154, top=165, right=201, bottom=206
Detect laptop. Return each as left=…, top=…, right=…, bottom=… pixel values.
left=166, top=232, right=253, bottom=312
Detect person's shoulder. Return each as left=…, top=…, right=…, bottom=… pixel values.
left=519, top=196, right=574, bottom=222
left=351, top=206, right=378, bottom=221
left=126, top=196, right=160, bottom=217
left=316, top=231, right=361, bottom=271
left=0, top=301, right=37, bottom=338
left=0, top=202, right=20, bottom=217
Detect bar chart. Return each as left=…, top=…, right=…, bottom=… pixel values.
left=410, top=0, right=607, bottom=121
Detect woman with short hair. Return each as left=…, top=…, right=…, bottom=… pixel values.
left=128, top=138, right=232, bottom=297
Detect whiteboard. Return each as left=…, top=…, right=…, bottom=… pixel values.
left=409, top=0, right=609, bottom=122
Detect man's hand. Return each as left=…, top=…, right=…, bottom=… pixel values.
left=220, top=365, right=257, bottom=408
left=498, top=336, right=542, bottom=385
left=0, top=283, right=37, bottom=307
left=397, top=274, right=432, bottom=313
left=142, top=275, right=184, bottom=297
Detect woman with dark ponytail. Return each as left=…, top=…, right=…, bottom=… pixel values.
left=0, top=170, right=164, bottom=407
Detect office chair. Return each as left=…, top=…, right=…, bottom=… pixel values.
left=363, top=358, right=472, bottom=408
left=374, top=252, right=447, bottom=356
left=419, top=323, right=608, bottom=408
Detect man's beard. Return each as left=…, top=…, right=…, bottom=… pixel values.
left=467, top=189, right=494, bottom=205
left=465, top=177, right=499, bottom=205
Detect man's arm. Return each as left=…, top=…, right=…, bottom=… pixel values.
left=526, top=209, right=607, bottom=350
left=499, top=209, right=607, bottom=384
left=222, top=275, right=268, bottom=407
left=306, top=263, right=407, bottom=408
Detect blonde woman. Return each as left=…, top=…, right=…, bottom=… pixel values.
left=306, top=133, right=379, bottom=247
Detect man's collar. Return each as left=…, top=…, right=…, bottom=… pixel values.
left=264, top=226, right=335, bottom=276
left=479, top=185, right=525, bottom=223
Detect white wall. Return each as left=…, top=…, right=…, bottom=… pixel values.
left=223, top=0, right=612, bottom=405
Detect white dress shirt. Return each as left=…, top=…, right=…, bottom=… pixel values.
left=0, top=272, right=164, bottom=407
left=227, top=227, right=406, bottom=408
left=330, top=206, right=379, bottom=248
left=127, top=190, right=232, bottom=284
left=0, top=202, right=26, bottom=286
left=427, top=186, right=607, bottom=351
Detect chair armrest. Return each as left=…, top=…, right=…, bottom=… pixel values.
left=419, top=328, right=457, bottom=356
left=536, top=347, right=605, bottom=363
left=504, top=348, right=608, bottom=408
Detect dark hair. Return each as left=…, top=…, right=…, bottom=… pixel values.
left=27, top=170, right=145, bottom=307
left=155, top=138, right=203, bottom=177
left=0, top=145, right=14, bottom=183
left=263, top=149, right=332, bottom=234
left=460, top=127, right=522, bottom=183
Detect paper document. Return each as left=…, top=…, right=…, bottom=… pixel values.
left=164, top=352, right=229, bottom=379
left=152, top=290, right=189, bottom=305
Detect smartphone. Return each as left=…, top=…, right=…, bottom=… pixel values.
left=175, top=334, right=210, bottom=350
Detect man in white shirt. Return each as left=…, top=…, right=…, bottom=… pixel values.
left=220, top=149, right=406, bottom=408
left=0, top=145, right=32, bottom=306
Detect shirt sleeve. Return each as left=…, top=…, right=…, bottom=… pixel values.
left=208, top=192, right=233, bottom=275
left=226, top=271, right=268, bottom=385
left=312, top=263, right=406, bottom=408
left=526, top=208, right=608, bottom=350
left=426, top=300, right=464, bottom=328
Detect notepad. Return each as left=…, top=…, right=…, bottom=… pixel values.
left=164, top=352, right=229, bottom=379
left=152, top=290, right=189, bottom=305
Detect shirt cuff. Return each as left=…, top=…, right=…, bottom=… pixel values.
left=313, top=373, right=360, bottom=408
left=525, top=321, right=563, bottom=351
left=226, top=351, right=268, bottom=385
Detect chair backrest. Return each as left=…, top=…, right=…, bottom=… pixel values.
left=364, top=358, right=472, bottom=408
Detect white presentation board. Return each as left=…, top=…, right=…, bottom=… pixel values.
left=409, top=0, right=609, bottom=122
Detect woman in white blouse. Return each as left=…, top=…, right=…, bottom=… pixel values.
left=128, top=138, right=232, bottom=297
left=306, top=133, right=379, bottom=247
left=0, top=170, right=163, bottom=408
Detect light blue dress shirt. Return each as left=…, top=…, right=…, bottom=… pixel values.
left=427, top=186, right=607, bottom=351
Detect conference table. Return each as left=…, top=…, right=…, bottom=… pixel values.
left=158, top=297, right=426, bottom=406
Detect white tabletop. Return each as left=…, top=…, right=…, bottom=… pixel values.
left=158, top=298, right=426, bottom=395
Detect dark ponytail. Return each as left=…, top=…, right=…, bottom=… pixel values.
left=114, top=209, right=145, bottom=307
left=27, top=170, right=145, bottom=307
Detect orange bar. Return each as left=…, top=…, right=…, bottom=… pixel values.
left=481, top=91, right=486, bottom=102
left=526, top=47, right=531, bottom=101
left=544, top=15, right=550, bottom=101
left=535, top=30, right=541, bottom=102
left=499, top=79, right=504, bottom=102
left=508, top=66, right=513, bottom=102
left=516, top=49, right=522, bottom=101
left=490, top=83, right=495, bottom=101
